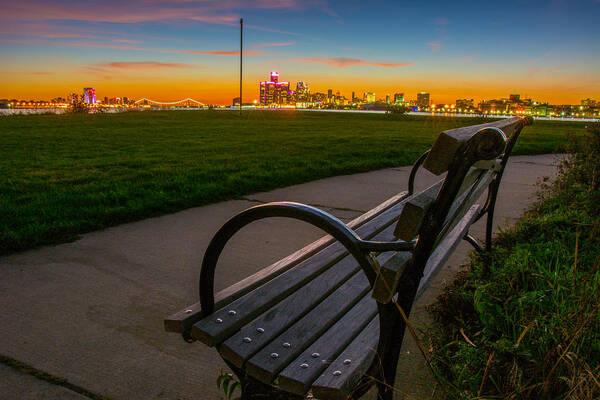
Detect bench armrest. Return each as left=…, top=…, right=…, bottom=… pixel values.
left=198, top=202, right=416, bottom=317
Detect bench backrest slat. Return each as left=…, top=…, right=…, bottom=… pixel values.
left=423, top=116, right=524, bottom=175
left=416, top=204, right=481, bottom=298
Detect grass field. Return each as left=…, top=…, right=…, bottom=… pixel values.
left=0, top=110, right=585, bottom=254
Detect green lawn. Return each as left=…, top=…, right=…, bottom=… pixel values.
left=0, top=110, right=584, bottom=254
left=428, top=123, right=599, bottom=399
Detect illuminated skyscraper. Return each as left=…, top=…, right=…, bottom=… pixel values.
left=417, top=92, right=430, bottom=107
left=69, top=93, right=79, bottom=105
left=296, top=82, right=309, bottom=101
left=259, top=72, right=291, bottom=105
left=364, top=92, right=376, bottom=103
left=83, top=87, right=96, bottom=104
left=394, top=93, right=404, bottom=104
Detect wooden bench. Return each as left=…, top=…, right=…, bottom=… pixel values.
left=165, top=116, right=533, bottom=400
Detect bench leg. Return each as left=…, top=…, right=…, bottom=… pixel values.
left=223, top=360, right=304, bottom=400
left=373, top=304, right=406, bottom=400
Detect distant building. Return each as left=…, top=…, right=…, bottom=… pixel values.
left=417, top=92, right=430, bottom=108
left=296, top=82, right=309, bottom=101
left=364, top=92, right=376, bottom=103
left=83, top=87, right=96, bottom=104
left=385, top=94, right=390, bottom=104
left=259, top=72, right=291, bottom=105
left=69, top=93, right=79, bottom=105
left=456, top=98, right=474, bottom=110
left=351, top=91, right=356, bottom=102
left=394, top=93, right=404, bottom=104
left=509, top=94, right=521, bottom=103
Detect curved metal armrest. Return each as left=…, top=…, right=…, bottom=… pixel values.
left=198, top=201, right=416, bottom=315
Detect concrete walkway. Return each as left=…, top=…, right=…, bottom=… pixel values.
left=0, top=154, right=560, bottom=400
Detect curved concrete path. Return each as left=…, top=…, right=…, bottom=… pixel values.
left=0, top=154, right=560, bottom=400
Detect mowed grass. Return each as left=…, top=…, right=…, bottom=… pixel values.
left=0, top=110, right=584, bottom=254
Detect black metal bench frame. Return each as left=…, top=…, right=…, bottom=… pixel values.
left=165, top=116, right=533, bottom=400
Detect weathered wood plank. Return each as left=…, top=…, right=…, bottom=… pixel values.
left=393, top=185, right=438, bottom=241
left=438, top=169, right=495, bottom=245
left=371, top=251, right=411, bottom=303
left=416, top=205, right=481, bottom=298
left=164, top=191, right=408, bottom=334
left=190, top=191, right=419, bottom=346
left=311, top=317, right=380, bottom=400
left=244, top=272, right=372, bottom=384
left=423, top=117, right=525, bottom=175
left=191, top=241, right=348, bottom=346
left=218, top=247, right=396, bottom=369
left=219, top=257, right=363, bottom=368
left=277, top=302, right=378, bottom=395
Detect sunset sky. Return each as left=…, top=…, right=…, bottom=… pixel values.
left=1, top=0, right=599, bottom=105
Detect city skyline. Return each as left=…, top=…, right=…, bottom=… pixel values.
left=1, top=0, right=599, bottom=104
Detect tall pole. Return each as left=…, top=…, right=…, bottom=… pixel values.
left=239, top=18, right=243, bottom=116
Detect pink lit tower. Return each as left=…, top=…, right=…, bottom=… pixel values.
left=259, top=71, right=290, bottom=105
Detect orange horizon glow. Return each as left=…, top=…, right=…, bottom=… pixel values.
left=2, top=73, right=597, bottom=106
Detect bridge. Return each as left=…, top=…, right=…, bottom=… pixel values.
left=134, top=98, right=206, bottom=108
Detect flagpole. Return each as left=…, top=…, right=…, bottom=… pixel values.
left=239, top=18, right=243, bottom=116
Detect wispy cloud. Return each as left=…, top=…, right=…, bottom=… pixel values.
left=251, top=42, right=295, bottom=48
left=98, top=61, right=198, bottom=70
left=0, top=37, right=263, bottom=56
left=299, top=57, right=413, bottom=68
left=0, top=0, right=314, bottom=25
left=172, top=49, right=264, bottom=56
left=426, top=41, right=442, bottom=51
left=434, top=17, right=451, bottom=25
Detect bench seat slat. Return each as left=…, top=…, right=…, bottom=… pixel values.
left=164, top=191, right=409, bottom=334
left=217, top=221, right=396, bottom=369
left=190, top=183, right=442, bottom=346
left=192, top=242, right=348, bottom=346
left=311, top=316, right=380, bottom=400
left=245, top=271, right=373, bottom=384
left=219, top=254, right=364, bottom=368
left=277, top=303, right=378, bottom=395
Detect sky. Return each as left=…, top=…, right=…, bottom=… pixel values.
left=1, top=0, right=599, bottom=105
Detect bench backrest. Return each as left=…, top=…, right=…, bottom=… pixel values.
left=372, top=116, right=532, bottom=305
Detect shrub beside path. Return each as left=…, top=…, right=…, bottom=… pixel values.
left=0, top=154, right=559, bottom=400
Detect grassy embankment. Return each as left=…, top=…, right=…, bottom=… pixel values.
left=0, top=111, right=583, bottom=255
left=429, top=123, right=600, bottom=399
